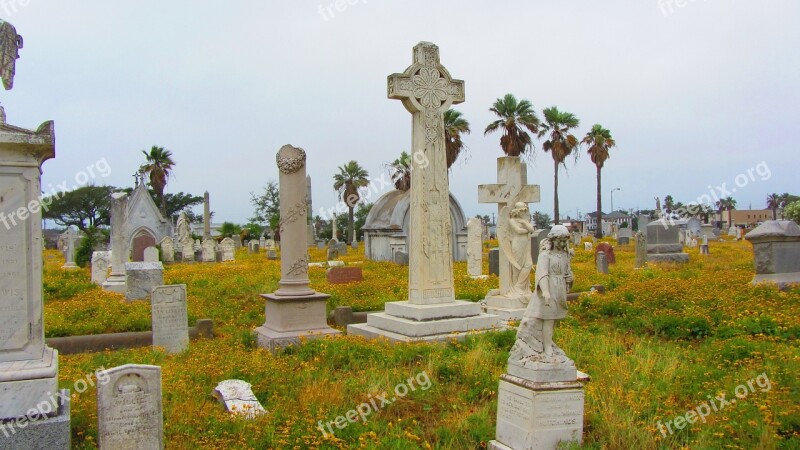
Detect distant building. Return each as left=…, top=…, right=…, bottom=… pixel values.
left=586, top=211, right=631, bottom=235
left=721, top=209, right=774, bottom=227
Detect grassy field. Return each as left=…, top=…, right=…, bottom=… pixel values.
left=42, top=238, right=800, bottom=449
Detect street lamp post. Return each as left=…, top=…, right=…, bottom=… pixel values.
left=610, top=187, right=621, bottom=214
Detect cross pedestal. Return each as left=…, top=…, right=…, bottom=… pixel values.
left=479, top=156, right=540, bottom=320
left=348, top=42, right=500, bottom=342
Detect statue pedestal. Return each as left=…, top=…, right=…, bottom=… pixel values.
left=255, top=293, right=341, bottom=354
left=489, top=374, right=585, bottom=450
left=482, top=290, right=527, bottom=321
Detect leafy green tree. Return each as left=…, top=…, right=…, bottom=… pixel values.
left=250, top=181, right=281, bottom=232
left=484, top=93, right=542, bottom=157
left=139, top=146, right=175, bottom=217
left=444, top=108, right=470, bottom=169
left=532, top=211, right=552, bottom=229
left=784, top=201, right=800, bottom=224
left=582, top=124, right=617, bottom=238
left=219, top=222, right=241, bottom=238
left=42, top=185, right=114, bottom=232
left=333, top=161, right=370, bottom=245
left=75, top=226, right=108, bottom=267
left=541, top=107, right=580, bottom=224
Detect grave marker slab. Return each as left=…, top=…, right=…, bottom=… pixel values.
left=212, top=380, right=267, bottom=419
left=151, top=285, right=189, bottom=354
left=125, top=262, right=164, bottom=301
left=97, top=364, right=163, bottom=450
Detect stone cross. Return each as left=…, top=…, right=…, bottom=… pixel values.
left=61, top=226, right=79, bottom=269
left=388, top=41, right=464, bottom=305
left=479, top=158, right=540, bottom=293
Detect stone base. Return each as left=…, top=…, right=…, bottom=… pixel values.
left=470, top=275, right=489, bottom=280
left=255, top=291, right=341, bottom=354
left=102, top=274, right=126, bottom=294
left=647, top=253, right=689, bottom=264
left=507, top=359, right=578, bottom=383
left=0, top=389, right=70, bottom=450
left=0, top=347, right=59, bottom=419
left=255, top=326, right=341, bottom=354
left=347, top=300, right=502, bottom=342
left=752, top=272, right=800, bottom=290
left=60, top=263, right=78, bottom=270
left=482, top=290, right=528, bottom=322
left=492, top=374, right=584, bottom=450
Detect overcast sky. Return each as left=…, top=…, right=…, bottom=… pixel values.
left=4, top=0, right=799, bottom=224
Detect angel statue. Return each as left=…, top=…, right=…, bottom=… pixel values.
left=0, top=19, right=23, bottom=121
left=176, top=211, right=192, bottom=245
left=497, top=202, right=534, bottom=302
left=507, top=225, right=577, bottom=379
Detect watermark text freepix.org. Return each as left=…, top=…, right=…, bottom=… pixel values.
left=0, top=158, right=111, bottom=231
left=317, top=371, right=432, bottom=438
left=656, top=372, right=771, bottom=437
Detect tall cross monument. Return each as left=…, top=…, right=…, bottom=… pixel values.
left=388, top=41, right=464, bottom=305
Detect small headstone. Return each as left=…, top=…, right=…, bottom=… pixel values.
left=351, top=240, right=359, bottom=250
left=267, top=250, right=278, bottom=260
left=91, top=251, right=112, bottom=285
left=202, top=239, right=217, bottom=262
left=584, top=242, right=593, bottom=251
left=212, top=380, right=267, bottom=419
left=232, top=235, right=242, bottom=249
left=328, top=260, right=345, bottom=268
left=700, top=244, right=710, bottom=255
left=327, top=267, right=364, bottom=284
left=394, top=250, right=409, bottom=266
left=151, top=285, right=189, bottom=354
left=597, top=251, right=609, bottom=274
left=337, top=242, right=348, bottom=256
left=264, top=239, right=276, bottom=250
left=488, top=248, right=500, bottom=276
left=646, top=220, right=689, bottom=263
left=618, top=237, right=630, bottom=245
left=618, top=227, right=633, bottom=239
left=159, top=237, right=174, bottom=263
left=125, top=262, right=165, bottom=301
left=248, top=241, right=260, bottom=254
left=530, top=229, right=550, bottom=264
left=327, top=239, right=340, bottom=260
left=220, top=238, right=236, bottom=262
left=143, top=246, right=159, bottom=262
left=97, top=364, right=163, bottom=450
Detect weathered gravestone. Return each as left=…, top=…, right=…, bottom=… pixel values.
left=395, top=250, right=409, bottom=266
left=597, top=251, right=609, bottom=274
left=201, top=239, right=216, bottom=262
left=125, top=262, right=164, bottom=301
left=143, top=246, right=159, bottom=263
left=212, top=380, right=267, bottom=419
left=103, top=193, right=129, bottom=293
left=348, top=41, right=499, bottom=342
left=151, top=285, right=189, bottom=354
left=745, top=220, right=800, bottom=289
left=254, top=145, right=341, bottom=353
left=220, top=237, right=235, bottom=262
left=0, top=42, right=71, bottom=445
left=267, top=249, right=278, bottom=260
left=159, top=237, right=174, bottom=263
left=635, top=231, right=647, bottom=268
left=467, top=217, right=483, bottom=277
left=646, top=220, right=689, bottom=263
left=248, top=241, right=260, bottom=254
left=488, top=248, right=500, bottom=276
left=327, top=267, right=364, bottom=284
left=92, top=251, right=112, bottom=285
left=530, top=228, right=550, bottom=263
left=97, top=364, right=163, bottom=450
left=618, top=237, right=630, bottom=245
left=61, top=226, right=79, bottom=269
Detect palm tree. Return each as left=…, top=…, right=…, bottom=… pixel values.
left=582, top=124, right=617, bottom=238
left=444, top=108, right=471, bottom=169
left=715, top=197, right=737, bottom=227
left=541, top=107, right=580, bottom=224
left=767, top=193, right=781, bottom=220
left=484, top=93, right=542, bottom=156
left=333, top=161, right=370, bottom=245
left=388, top=152, right=412, bottom=191
left=139, top=146, right=175, bottom=217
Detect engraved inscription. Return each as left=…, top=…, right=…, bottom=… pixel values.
left=151, top=286, right=189, bottom=354
left=0, top=175, right=29, bottom=350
